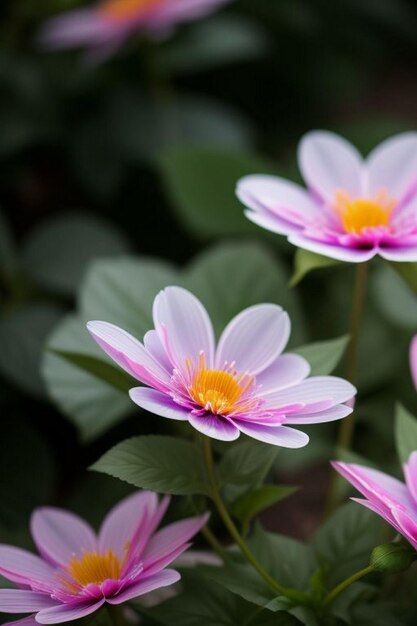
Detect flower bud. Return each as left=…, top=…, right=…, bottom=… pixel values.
left=370, top=543, right=416, bottom=573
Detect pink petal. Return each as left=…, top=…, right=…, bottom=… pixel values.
left=98, top=491, right=159, bottom=557
left=285, top=404, right=352, bottom=424
left=36, top=600, right=105, bottom=624
left=244, top=207, right=301, bottom=237
left=232, top=421, right=309, bottom=448
left=188, top=413, right=240, bottom=441
left=410, top=336, right=417, bottom=391
left=298, top=130, right=364, bottom=202
left=153, top=287, right=215, bottom=371
left=350, top=498, right=400, bottom=534
left=215, top=304, right=290, bottom=375
left=403, top=451, right=417, bottom=505
left=107, top=570, right=180, bottom=605
left=0, top=591, right=56, bottom=613
left=378, top=246, right=417, bottom=262
left=39, top=9, right=115, bottom=48
left=287, top=233, right=377, bottom=262
left=30, top=508, right=96, bottom=568
left=256, top=354, right=311, bottom=395
left=87, top=321, right=170, bottom=391
left=142, top=514, right=209, bottom=575
left=366, top=132, right=417, bottom=205
left=263, top=376, right=356, bottom=409
left=0, top=546, right=55, bottom=589
left=332, top=462, right=414, bottom=511
left=143, top=330, right=172, bottom=372
left=129, top=388, right=190, bottom=421
left=148, top=0, right=231, bottom=26
left=391, top=507, right=417, bottom=549
left=237, top=175, right=318, bottom=223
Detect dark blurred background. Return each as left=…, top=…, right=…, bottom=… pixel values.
left=1, top=0, right=417, bottom=545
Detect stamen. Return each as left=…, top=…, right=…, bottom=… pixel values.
left=334, top=188, right=396, bottom=235
left=100, top=0, right=161, bottom=21
left=65, top=550, right=122, bottom=587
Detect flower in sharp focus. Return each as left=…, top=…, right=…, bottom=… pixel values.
left=0, top=492, right=207, bottom=624
left=237, top=131, right=417, bottom=263
left=333, top=456, right=417, bottom=551
left=87, top=286, right=356, bottom=448
left=39, top=0, right=232, bottom=62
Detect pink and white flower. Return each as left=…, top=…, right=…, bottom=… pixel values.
left=87, top=286, right=356, bottom=448
left=39, top=0, right=232, bottom=62
left=237, top=131, right=417, bottom=263
left=332, top=456, right=417, bottom=551
left=0, top=491, right=207, bottom=624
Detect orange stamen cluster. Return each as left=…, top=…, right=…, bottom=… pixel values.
left=99, top=0, right=161, bottom=21
left=66, top=550, right=121, bottom=587
left=188, top=353, right=254, bottom=416
left=334, top=189, right=396, bottom=235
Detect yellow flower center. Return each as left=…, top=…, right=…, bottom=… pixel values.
left=99, top=0, right=162, bottom=21
left=66, top=550, right=121, bottom=587
left=188, top=354, right=254, bottom=415
left=334, top=190, right=396, bottom=235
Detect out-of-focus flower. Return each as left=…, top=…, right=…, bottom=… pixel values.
left=237, top=131, right=417, bottom=263
left=410, top=335, right=417, bottom=390
left=39, top=0, right=232, bottom=62
left=0, top=492, right=207, bottom=624
left=333, top=456, right=417, bottom=550
left=88, top=286, right=356, bottom=448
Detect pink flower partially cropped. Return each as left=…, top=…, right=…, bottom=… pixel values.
left=39, top=0, right=232, bottom=62
left=237, top=131, right=417, bottom=263
left=333, top=456, right=417, bottom=550
left=0, top=492, right=207, bottom=624
left=87, top=286, right=356, bottom=448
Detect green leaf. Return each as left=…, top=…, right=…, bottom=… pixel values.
left=0, top=303, right=64, bottom=397
left=42, top=258, right=177, bottom=440
left=163, top=15, right=270, bottom=75
left=311, top=502, right=381, bottom=587
left=158, top=147, right=282, bottom=239
left=21, top=213, right=131, bottom=296
left=0, top=420, right=56, bottom=529
left=146, top=570, right=302, bottom=626
left=91, top=435, right=210, bottom=496
left=218, top=440, right=280, bottom=498
left=42, top=315, right=134, bottom=441
left=186, top=241, right=306, bottom=345
left=232, top=485, right=297, bottom=530
left=293, top=336, right=349, bottom=376
left=290, top=249, right=342, bottom=286
left=391, top=261, right=417, bottom=294
left=49, top=350, right=133, bottom=392
left=249, top=525, right=317, bottom=590
left=395, top=403, right=417, bottom=465
left=372, top=263, right=417, bottom=329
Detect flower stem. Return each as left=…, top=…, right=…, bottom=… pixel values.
left=323, top=565, right=375, bottom=608
left=324, top=262, right=368, bottom=518
left=337, top=261, right=368, bottom=450
left=106, top=604, right=128, bottom=626
left=201, top=436, right=310, bottom=605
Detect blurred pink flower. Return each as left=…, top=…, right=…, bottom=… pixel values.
left=237, top=131, right=417, bottom=263
left=333, top=456, right=417, bottom=550
left=88, top=286, right=356, bottom=448
left=39, top=0, right=232, bottom=62
left=0, top=492, right=207, bottom=624
left=410, top=335, right=417, bottom=390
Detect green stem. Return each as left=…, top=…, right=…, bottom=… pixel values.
left=201, top=436, right=310, bottom=605
left=200, top=523, right=228, bottom=561
left=337, top=261, right=368, bottom=450
left=106, top=604, right=128, bottom=626
left=323, top=565, right=375, bottom=608
left=324, top=262, right=368, bottom=518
